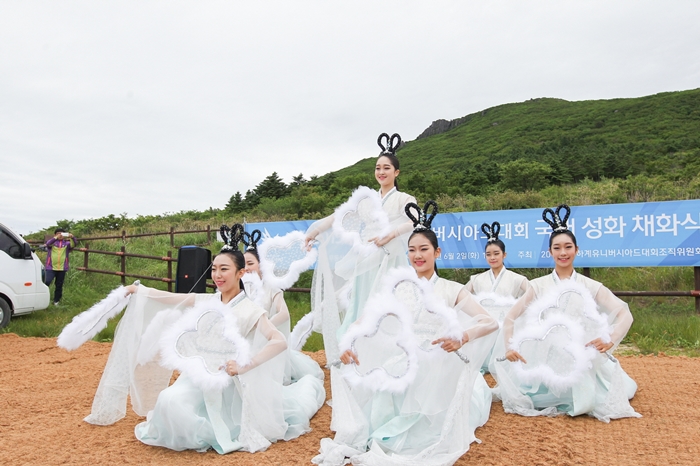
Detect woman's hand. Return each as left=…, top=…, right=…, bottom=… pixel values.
left=368, top=231, right=395, bottom=248
left=223, top=360, right=240, bottom=376
left=587, top=338, right=614, bottom=353
left=124, top=284, right=138, bottom=296
left=505, top=349, right=527, bottom=363
left=432, top=332, right=468, bottom=353
left=304, top=232, right=318, bottom=251
left=340, top=349, right=360, bottom=365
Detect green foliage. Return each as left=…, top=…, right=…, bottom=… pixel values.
left=498, top=159, right=552, bottom=192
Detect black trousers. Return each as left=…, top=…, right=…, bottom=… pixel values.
left=45, top=269, right=66, bottom=303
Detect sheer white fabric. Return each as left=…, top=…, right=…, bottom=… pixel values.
left=467, top=268, right=529, bottom=372
left=260, top=285, right=325, bottom=383
left=84, top=285, right=325, bottom=454
left=313, top=275, right=498, bottom=466
left=491, top=271, right=640, bottom=422
left=308, top=187, right=416, bottom=364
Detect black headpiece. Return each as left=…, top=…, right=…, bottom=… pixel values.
left=542, top=204, right=571, bottom=233
left=405, top=200, right=438, bottom=231
left=242, top=230, right=262, bottom=251
left=377, top=133, right=402, bottom=155
left=481, top=222, right=501, bottom=243
left=219, top=223, right=244, bottom=251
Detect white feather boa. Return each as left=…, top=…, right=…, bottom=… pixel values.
left=57, top=286, right=130, bottom=351
left=473, top=291, right=518, bottom=324
left=290, top=311, right=315, bottom=351
left=338, top=293, right=419, bottom=394
left=258, top=231, right=318, bottom=291
left=509, top=279, right=612, bottom=393
left=158, top=299, right=252, bottom=392
left=332, top=186, right=391, bottom=256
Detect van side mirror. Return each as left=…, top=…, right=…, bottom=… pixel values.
left=23, top=243, right=33, bottom=259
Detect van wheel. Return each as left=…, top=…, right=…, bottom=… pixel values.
left=0, top=298, right=11, bottom=329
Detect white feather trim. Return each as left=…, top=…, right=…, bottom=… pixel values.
left=331, top=186, right=392, bottom=256
left=522, top=278, right=611, bottom=343
left=258, top=231, right=318, bottom=290
left=381, top=267, right=464, bottom=342
left=158, top=299, right=252, bottom=392
left=473, top=291, right=518, bottom=308
left=290, top=312, right=315, bottom=351
left=339, top=293, right=419, bottom=394
left=136, top=308, right=183, bottom=366
left=57, top=285, right=130, bottom=351
left=508, top=279, right=612, bottom=393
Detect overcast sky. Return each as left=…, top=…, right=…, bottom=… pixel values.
left=2, top=1, right=699, bottom=235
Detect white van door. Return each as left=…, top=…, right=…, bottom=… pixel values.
left=0, top=225, right=50, bottom=313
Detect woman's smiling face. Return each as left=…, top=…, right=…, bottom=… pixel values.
left=408, top=233, right=440, bottom=279
left=244, top=252, right=261, bottom=277
left=211, top=254, right=242, bottom=294
left=549, top=233, right=578, bottom=269
left=375, top=155, right=399, bottom=190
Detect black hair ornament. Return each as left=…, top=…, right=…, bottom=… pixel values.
left=377, top=132, right=402, bottom=155
left=219, top=223, right=245, bottom=251
left=405, top=200, right=439, bottom=231
left=542, top=204, right=571, bottom=233
left=481, top=222, right=501, bottom=243
left=242, top=229, right=262, bottom=251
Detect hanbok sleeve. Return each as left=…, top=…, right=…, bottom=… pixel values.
left=502, top=285, right=536, bottom=345
left=238, top=315, right=288, bottom=374
left=464, top=278, right=475, bottom=294
left=268, top=291, right=290, bottom=328
left=306, top=214, right=335, bottom=239
left=455, top=288, right=498, bottom=342
left=593, top=285, right=633, bottom=349
left=133, top=284, right=198, bottom=308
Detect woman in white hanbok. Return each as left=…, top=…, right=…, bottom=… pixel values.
left=304, top=133, right=417, bottom=363
left=313, top=202, right=498, bottom=466
left=465, top=221, right=528, bottom=372
left=242, top=234, right=324, bottom=383
left=81, top=231, right=324, bottom=454
left=493, top=205, right=640, bottom=422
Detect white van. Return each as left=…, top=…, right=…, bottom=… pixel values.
left=0, top=222, right=50, bottom=328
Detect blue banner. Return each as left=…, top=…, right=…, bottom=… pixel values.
left=246, top=199, right=700, bottom=268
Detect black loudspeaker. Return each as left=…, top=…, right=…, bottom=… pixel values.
left=176, top=246, right=212, bottom=293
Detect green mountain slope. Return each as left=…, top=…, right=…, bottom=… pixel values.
left=332, top=89, right=700, bottom=198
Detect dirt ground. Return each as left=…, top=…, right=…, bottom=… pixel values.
left=2, top=333, right=699, bottom=466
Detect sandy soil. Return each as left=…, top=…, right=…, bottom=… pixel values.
left=2, top=333, right=699, bottom=465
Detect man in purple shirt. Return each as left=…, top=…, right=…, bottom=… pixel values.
left=44, top=228, right=77, bottom=305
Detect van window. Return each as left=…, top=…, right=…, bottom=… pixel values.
left=0, top=227, right=23, bottom=259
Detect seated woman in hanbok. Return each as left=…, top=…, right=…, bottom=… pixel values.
left=242, top=229, right=324, bottom=383
left=71, top=225, right=325, bottom=454
left=494, top=205, right=640, bottom=422
left=465, top=221, right=528, bottom=300
left=303, top=133, right=417, bottom=364
left=312, top=202, right=498, bottom=466
left=465, top=221, right=528, bottom=372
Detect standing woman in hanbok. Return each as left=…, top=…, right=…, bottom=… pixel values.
left=494, top=205, right=640, bottom=422
left=465, top=222, right=528, bottom=372
left=312, top=202, right=498, bottom=466
left=242, top=229, right=324, bottom=383
left=304, top=133, right=417, bottom=363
